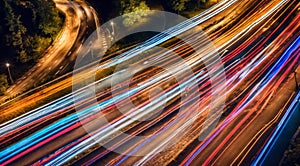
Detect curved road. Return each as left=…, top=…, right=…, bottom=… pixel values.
left=0, top=0, right=101, bottom=103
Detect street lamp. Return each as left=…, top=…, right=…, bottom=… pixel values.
left=6, top=63, right=14, bottom=84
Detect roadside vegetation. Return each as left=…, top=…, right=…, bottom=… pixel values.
left=0, top=75, right=9, bottom=95
left=89, top=0, right=217, bottom=22
left=0, top=0, right=64, bottom=91
left=88, top=0, right=218, bottom=57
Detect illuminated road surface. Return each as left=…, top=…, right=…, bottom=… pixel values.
left=0, top=0, right=299, bottom=165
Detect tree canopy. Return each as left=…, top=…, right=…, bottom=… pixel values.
left=120, top=0, right=150, bottom=27
left=162, top=0, right=209, bottom=13
left=0, top=0, right=64, bottom=63
left=170, top=0, right=190, bottom=12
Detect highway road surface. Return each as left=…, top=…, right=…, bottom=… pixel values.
left=0, top=0, right=299, bottom=165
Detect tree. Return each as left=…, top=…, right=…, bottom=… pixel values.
left=163, top=0, right=190, bottom=13
left=4, top=0, right=28, bottom=62
left=0, top=75, right=8, bottom=95
left=171, top=0, right=190, bottom=12
left=32, top=35, right=52, bottom=60
left=120, top=0, right=150, bottom=27
left=2, top=0, right=64, bottom=63
left=35, top=0, right=63, bottom=36
left=196, top=0, right=208, bottom=8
